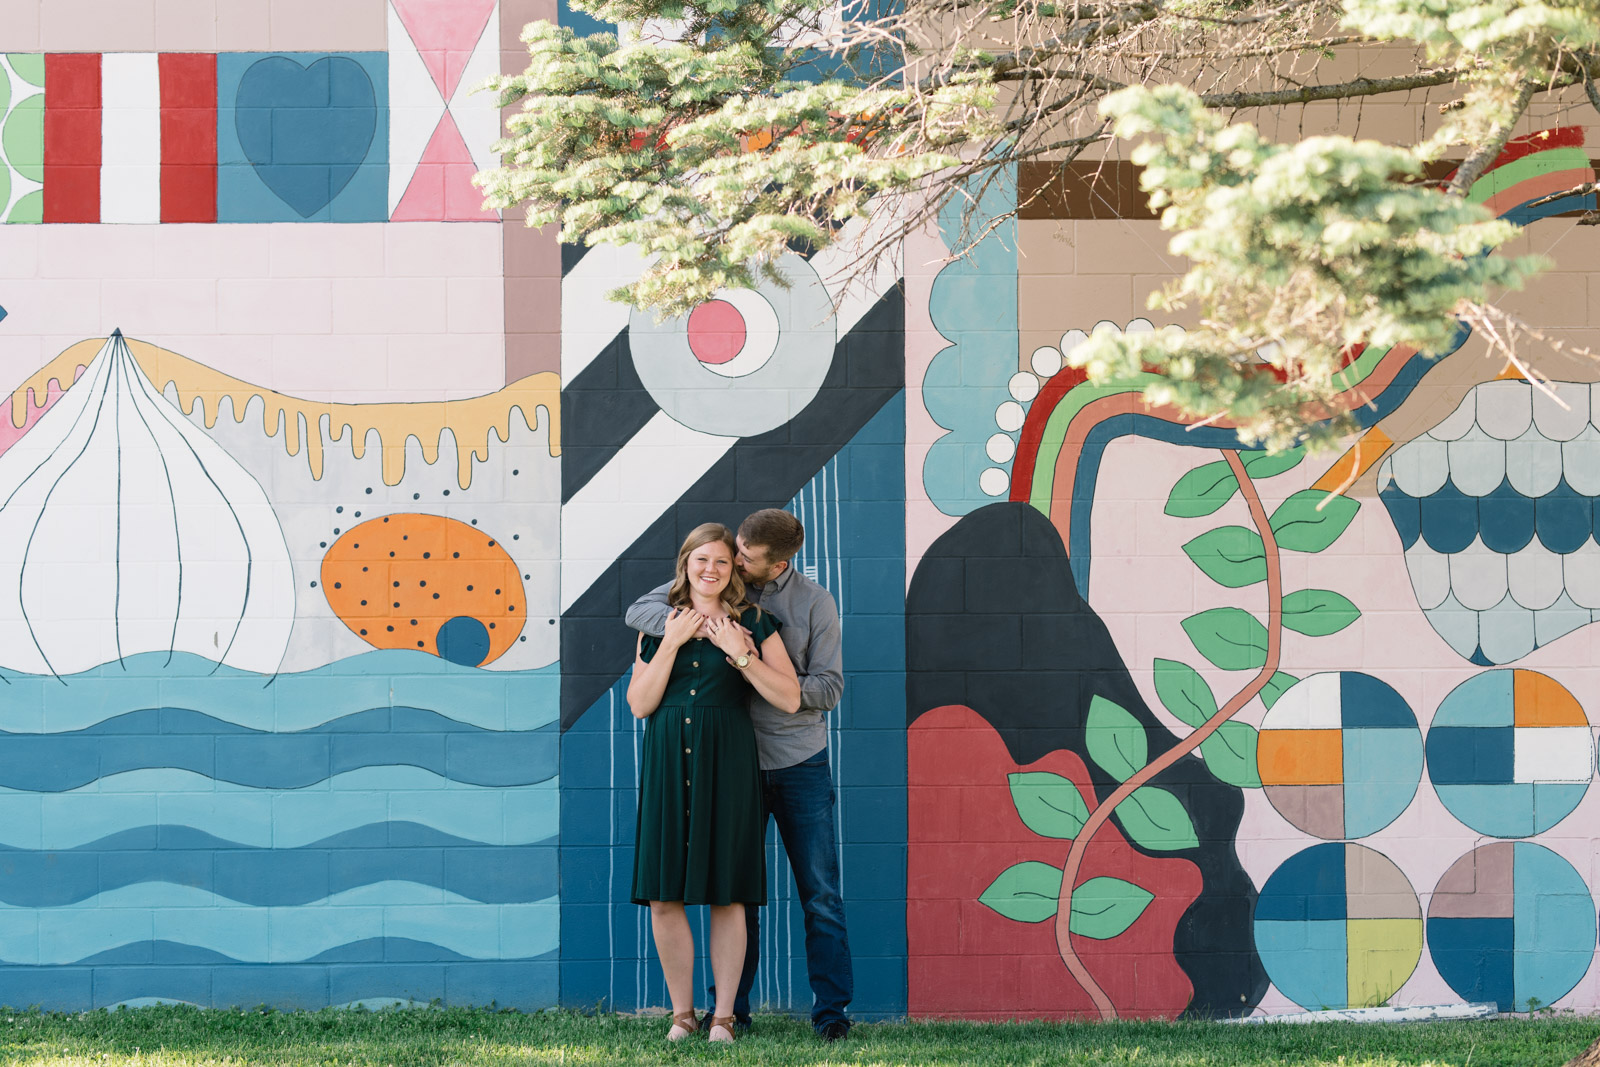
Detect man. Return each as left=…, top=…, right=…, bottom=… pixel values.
left=626, top=508, right=852, bottom=1041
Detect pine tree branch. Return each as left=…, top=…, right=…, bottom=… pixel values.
left=1199, top=67, right=1459, bottom=109
left=1445, top=80, right=1537, bottom=197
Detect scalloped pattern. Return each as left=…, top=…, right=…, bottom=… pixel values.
left=1378, top=380, right=1600, bottom=664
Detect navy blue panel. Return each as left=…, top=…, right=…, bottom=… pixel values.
left=1427, top=916, right=1515, bottom=1011
left=559, top=288, right=904, bottom=727
left=559, top=329, right=657, bottom=504
left=1339, top=673, right=1415, bottom=729
left=560, top=243, right=588, bottom=276
left=557, top=0, right=615, bottom=37
left=1478, top=478, right=1537, bottom=554
left=561, top=387, right=908, bottom=1017
left=1538, top=478, right=1594, bottom=554
left=1419, top=479, right=1480, bottom=555
left=1426, top=726, right=1514, bottom=785
left=1379, top=482, right=1421, bottom=550
left=1253, top=843, right=1345, bottom=922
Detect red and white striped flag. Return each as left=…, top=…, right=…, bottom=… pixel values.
left=43, top=53, right=217, bottom=224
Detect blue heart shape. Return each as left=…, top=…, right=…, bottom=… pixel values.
left=235, top=56, right=376, bottom=218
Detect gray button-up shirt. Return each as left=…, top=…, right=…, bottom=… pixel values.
left=625, top=565, right=843, bottom=770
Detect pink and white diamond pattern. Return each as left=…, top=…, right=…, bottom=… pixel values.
left=388, top=0, right=501, bottom=221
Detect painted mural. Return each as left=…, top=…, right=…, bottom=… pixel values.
left=4, top=0, right=1600, bottom=1023
left=903, top=126, right=1600, bottom=1019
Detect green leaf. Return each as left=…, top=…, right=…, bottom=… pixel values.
left=1200, top=721, right=1262, bottom=788
left=1241, top=448, right=1304, bottom=479
left=1182, top=525, right=1267, bottom=588
left=1269, top=490, right=1360, bottom=553
left=1182, top=607, right=1269, bottom=671
left=1281, top=589, right=1361, bottom=637
left=978, top=861, right=1063, bottom=923
left=1113, top=786, right=1199, bottom=851
left=1164, top=461, right=1237, bottom=518
left=1068, top=877, right=1155, bottom=940
left=1153, top=658, right=1217, bottom=728
left=1007, top=772, right=1089, bottom=840
left=1085, top=695, right=1147, bottom=781
left=1259, top=671, right=1299, bottom=709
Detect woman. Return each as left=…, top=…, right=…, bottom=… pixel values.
left=626, top=523, right=800, bottom=1044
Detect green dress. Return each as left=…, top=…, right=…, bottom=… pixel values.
left=631, top=606, right=779, bottom=906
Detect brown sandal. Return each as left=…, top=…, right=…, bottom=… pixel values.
left=667, top=1010, right=700, bottom=1042
left=707, top=1015, right=737, bottom=1044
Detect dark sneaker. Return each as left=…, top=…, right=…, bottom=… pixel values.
left=818, top=1021, right=850, bottom=1043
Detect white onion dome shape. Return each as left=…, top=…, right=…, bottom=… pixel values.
left=0, top=332, right=293, bottom=677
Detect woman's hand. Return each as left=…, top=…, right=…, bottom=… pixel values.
left=663, top=608, right=703, bottom=649
left=706, top=616, right=755, bottom=660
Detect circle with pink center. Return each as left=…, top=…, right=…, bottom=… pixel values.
left=688, top=300, right=745, bottom=365
left=681, top=289, right=780, bottom=378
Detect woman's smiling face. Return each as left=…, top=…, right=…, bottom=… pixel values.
left=687, top=540, right=734, bottom=598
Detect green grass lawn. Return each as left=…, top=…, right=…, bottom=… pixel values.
left=0, top=1007, right=1592, bottom=1066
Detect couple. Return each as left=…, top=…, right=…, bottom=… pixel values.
left=624, top=509, right=852, bottom=1044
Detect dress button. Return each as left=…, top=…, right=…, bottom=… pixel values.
left=692, top=662, right=699, bottom=668
left=689, top=689, right=696, bottom=696
left=684, top=717, right=692, bottom=724
left=686, top=779, right=691, bottom=786
left=685, top=747, right=692, bottom=754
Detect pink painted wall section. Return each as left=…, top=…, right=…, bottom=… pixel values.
left=0, top=224, right=506, bottom=401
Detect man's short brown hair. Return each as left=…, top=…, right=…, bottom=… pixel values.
left=739, top=508, right=805, bottom=564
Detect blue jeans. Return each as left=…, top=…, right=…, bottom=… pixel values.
left=723, top=748, right=853, bottom=1030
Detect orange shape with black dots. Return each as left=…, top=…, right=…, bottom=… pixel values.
left=321, top=514, right=524, bottom=667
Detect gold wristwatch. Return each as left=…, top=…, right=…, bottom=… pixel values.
left=733, top=654, right=752, bottom=670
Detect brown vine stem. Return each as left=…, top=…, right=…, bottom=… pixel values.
left=1053, top=449, right=1284, bottom=1020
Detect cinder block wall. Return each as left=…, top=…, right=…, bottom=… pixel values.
left=5, top=0, right=1600, bottom=1020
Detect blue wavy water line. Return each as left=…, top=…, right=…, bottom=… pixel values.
left=0, top=650, right=559, bottom=733
left=0, top=830, right=557, bottom=907
left=0, top=882, right=558, bottom=965
left=0, top=767, right=558, bottom=850
left=0, top=709, right=556, bottom=791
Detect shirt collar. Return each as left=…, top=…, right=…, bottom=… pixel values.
left=754, top=562, right=797, bottom=595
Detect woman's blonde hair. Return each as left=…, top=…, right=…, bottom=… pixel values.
left=667, top=523, right=755, bottom=620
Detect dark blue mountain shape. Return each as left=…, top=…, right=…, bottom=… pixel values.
left=235, top=56, right=376, bottom=217
left=0, top=707, right=554, bottom=790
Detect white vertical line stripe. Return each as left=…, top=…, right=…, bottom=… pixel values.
left=100, top=53, right=161, bottom=224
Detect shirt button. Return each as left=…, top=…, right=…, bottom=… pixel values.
left=689, top=689, right=696, bottom=696
left=684, top=717, right=692, bottom=724
left=685, top=747, right=692, bottom=754
left=692, top=662, right=699, bottom=668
